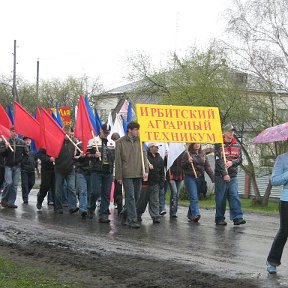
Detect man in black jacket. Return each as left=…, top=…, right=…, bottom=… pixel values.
left=54, top=126, right=78, bottom=214
left=74, top=141, right=90, bottom=218
left=0, top=126, right=28, bottom=208
left=137, top=143, right=164, bottom=223
left=36, top=148, right=55, bottom=210
left=21, top=136, right=37, bottom=204
left=87, top=124, right=114, bottom=223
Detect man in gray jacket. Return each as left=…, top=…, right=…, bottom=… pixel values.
left=115, top=121, right=148, bottom=228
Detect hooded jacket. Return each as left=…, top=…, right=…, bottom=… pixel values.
left=214, top=136, right=242, bottom=177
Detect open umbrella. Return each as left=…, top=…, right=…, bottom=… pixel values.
left=253, top=122, right=288, bottom=144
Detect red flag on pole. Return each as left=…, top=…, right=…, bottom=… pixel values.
left=14, top=101, right=40, bottom=143
left=35, top=108, right=45, bottom=150
left=74, top=95, right=94, bottom=153
left=0, top=124, right=11, bottom=139
left=0, top=104, right=12, bottom=129
left=40, top=108, right=66, bottom=158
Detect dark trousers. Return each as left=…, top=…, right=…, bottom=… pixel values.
left=113, top=179, right=123, bottom=214
left=137, top=184, right=160, bottom=220
left=21, top=171, right=35, bottom=202
left=89, top=172, right=113, bottom=217
left=267, top=201, right=288, bottom=266
left=0, top=166, right=5, bottom=189
left=37, top=169, right=55, bottom=204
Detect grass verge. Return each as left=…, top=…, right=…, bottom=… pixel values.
left=0, top=257, right=77, bottom=288
left=177, top=195, right=279, bottom=214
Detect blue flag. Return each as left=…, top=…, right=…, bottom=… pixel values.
left=56, top=102, right=63, bottom=128
left=51, top=111, right=63, bottom=128
left=94, top=109, right=102, bottom=135
left=7, top=104, right=14, bottom=125
left=121, top=114, right=127, bottom=133
left=127, top=102, right=135, bottom=123
left=84, top=96, right=97, bottom=134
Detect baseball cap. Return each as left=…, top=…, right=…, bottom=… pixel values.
left=222, top=124, right=235, bottom=132
left=148, top=143, right=162, bottom=148
left=101, top=123, right=111, bottom=133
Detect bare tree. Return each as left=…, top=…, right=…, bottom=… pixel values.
left=224, top=0, right=288, bottom=204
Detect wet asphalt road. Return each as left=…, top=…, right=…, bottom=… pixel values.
left=0, top=188, right=288, bottom=287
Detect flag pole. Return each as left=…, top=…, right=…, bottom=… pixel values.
left=1, top=135, right=14, bottom=152
left=65, top=134, right=82, bottom=153
left=184, top=144, right=197, bottom=178
left=221, top=143, right=229, bottom=174
left=140, top=141, right=146, bottom=178
left=91, top=130, right=101, bottom=161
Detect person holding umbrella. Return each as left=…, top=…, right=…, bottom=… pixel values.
left=266, top=152, right=288, bottom=274
left=253, top=121, right=288, bottom=273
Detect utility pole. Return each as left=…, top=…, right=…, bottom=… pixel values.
left=36, top=59, right=40, bottom=105
left=12, top=39, right=18, bottom=104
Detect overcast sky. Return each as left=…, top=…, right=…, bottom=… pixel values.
left=0, top=0, right=231, bottom=90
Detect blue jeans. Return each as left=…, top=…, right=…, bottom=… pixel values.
left=21, top=171, right=35, bottom=202
left=159, top=180, right=169, bottom=213
left=62, top=179, right=68, bottom=204
left=89, top=172, right=112, bottom=217
left=215, top=176, right=243, bottom=222
left=169, top=179, right=183, bottom=216
left=1, top=165, right=21, bottom=205
left=184, top=175, right=200, bottom=218
left=76, top=173, right=90, bottom=213
left=54, top=169, right=77, bottom=212
left=123, top=178, right=142, bottom=224
left=267, top=201, right=288, bottom=266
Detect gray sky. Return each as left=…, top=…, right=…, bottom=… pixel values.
left=0, top=0, right=231, bottom=90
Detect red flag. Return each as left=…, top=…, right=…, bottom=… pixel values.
left=0, top=124, right=11, bottom=139
left=40, top=108, right=66, bottom=158
left=75, top=95, right=94, bottom=153
left=14, top=102, right=40, bottom=143
left=35, top=108, right=44, bottom=150
left=0, top=104, right=12, bottom=129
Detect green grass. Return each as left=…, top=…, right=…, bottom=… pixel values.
left=197, top=196, right=280, bottom=214
left=167, top=192, right=280, bottom=214
left=0, top=257, right=77, bottom=288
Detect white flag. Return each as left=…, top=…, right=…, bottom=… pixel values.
left=107, top=112, right=113, bottom=129
left=110, top=113, right=125, bottom=138
left=167, top=142, right=185, bottom=170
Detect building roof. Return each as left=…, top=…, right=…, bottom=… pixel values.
left=100, top=68, right=288, bottom=96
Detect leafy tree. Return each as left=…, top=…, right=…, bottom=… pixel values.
left=0, top=75, right=103, bottom=117
left=127, top=41, right=284, bottom=206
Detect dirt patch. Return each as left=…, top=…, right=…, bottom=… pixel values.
left=0, top=236, right=259, bottom=288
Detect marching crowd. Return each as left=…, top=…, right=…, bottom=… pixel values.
left=3, top=120, right=288, bottom=274
left=0, top=121, right=246, bottom=227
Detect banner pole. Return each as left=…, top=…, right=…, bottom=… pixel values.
left=184, top=144, right=197, bottom=178
left=65, top=134, right=82, bottom=154
left=91, top=130, right=101, bottom=161
left=1, top=135, right=14, bottom=152
left=140, top=140, right=146, bottom=177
